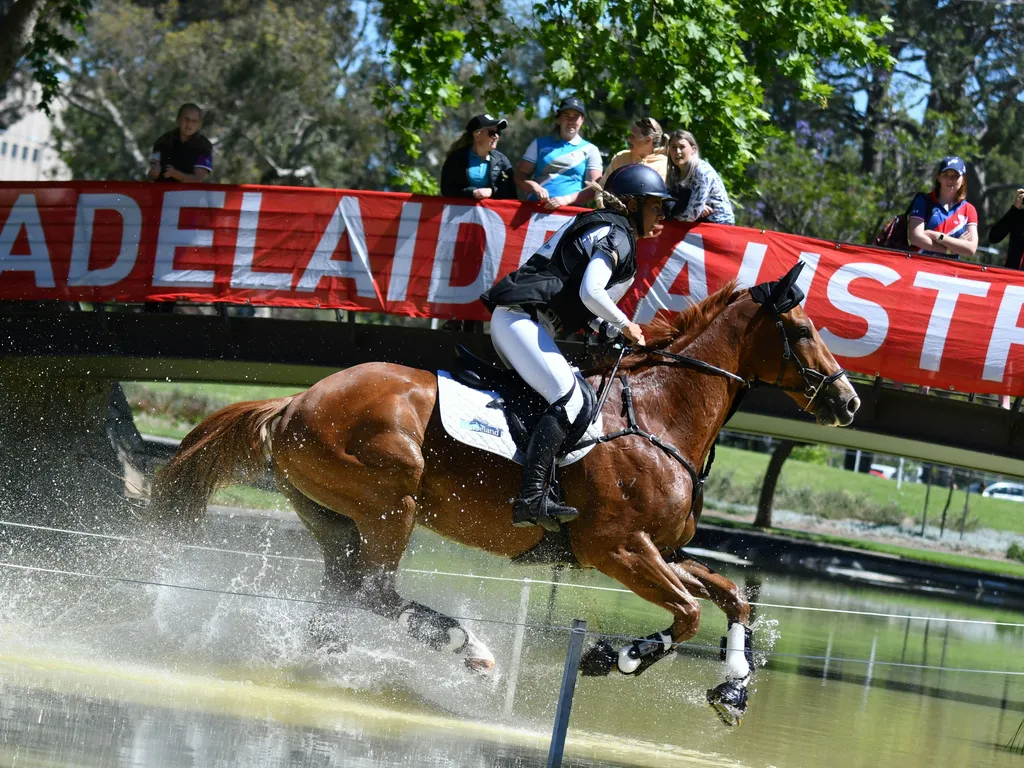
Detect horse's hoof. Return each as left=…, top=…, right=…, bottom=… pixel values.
left=464, top=656, right=496, bottom=675
left=579, top=639, right=617, bottom=677
left=706, top=679, right=748, bottom=727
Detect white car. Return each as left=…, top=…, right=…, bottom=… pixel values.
left=981, top=482, right=1024, bottom=502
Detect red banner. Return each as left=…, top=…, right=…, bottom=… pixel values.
left=2, top=181, right=1024, bottom=395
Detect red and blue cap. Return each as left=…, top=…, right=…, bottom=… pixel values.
left=939, top=156, right=967, bottom=175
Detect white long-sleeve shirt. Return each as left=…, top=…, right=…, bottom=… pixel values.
left=575, top=225, right=633, bottom=330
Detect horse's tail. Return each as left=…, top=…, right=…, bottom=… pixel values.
left=150, top=396, right=294, bottom=527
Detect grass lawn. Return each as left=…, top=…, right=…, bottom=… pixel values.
left=713, top=445, right=1024, bottom=534
left=123, top=381, right=301, bottom=405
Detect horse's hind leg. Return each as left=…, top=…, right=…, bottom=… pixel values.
left=276, top=476, right=362, bottom=651
left=352, top=503, right=496, bottom=675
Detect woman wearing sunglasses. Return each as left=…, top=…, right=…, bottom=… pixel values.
left=440, top=114, right=517, bottom=200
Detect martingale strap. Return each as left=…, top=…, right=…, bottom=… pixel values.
left=576, top=372, right=715, bottom=495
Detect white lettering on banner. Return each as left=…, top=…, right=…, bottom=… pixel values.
left=633, top=233, right=707, bottom=324
left=230, top=192, right=292, bottom=290
left=296, top=196, right=378, bottom=298
left=519, top=212, right=574, bottom=267
left=428, top=204, right=506, bottom=304
left=983, top=285, right=1024, bottom=382
left=795, top=252, right=820, bottom=297
left=67, top=194, right=141, bottom=287
left=734, top=242, right=767, bottom=288
left=0, top=194, right=53, bottom=287
left=913, top=272, right=990, bottom=372
left=817, top=263, right=900, bottom=357
left=152, top=190, right=226, bottom=287
left=386, top=202, right=422, bottom=303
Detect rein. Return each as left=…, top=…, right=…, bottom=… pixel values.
left=580, top=310, right=847, bottom=500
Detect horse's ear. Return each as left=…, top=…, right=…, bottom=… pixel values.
left=767, top=262, right=806, bottom=313
left=770, top=262, right=804, bottom=303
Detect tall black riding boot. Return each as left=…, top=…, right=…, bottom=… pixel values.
left=512, top=407, right=578, bottom=531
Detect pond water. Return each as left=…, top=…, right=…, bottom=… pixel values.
left=0, top=507, right=1021, bottom=767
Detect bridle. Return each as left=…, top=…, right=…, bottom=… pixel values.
left=580, top=303, right=848, bottom=505
left=633, top=306, right=847, bottom=414
left=757, top=312, right=848, bottom=412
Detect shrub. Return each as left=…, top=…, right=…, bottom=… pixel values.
left=790, top=444, right=832, bottom=466
left=1008, top=542, right=1024, bottom=563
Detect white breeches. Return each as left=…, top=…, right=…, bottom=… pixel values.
left=490, top=306, right=584, bottom=422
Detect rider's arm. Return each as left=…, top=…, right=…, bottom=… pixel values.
left=579, top=251, right=631, bottom=331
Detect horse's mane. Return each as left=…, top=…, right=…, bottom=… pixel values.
left=617, top=280, right=740, bottom=370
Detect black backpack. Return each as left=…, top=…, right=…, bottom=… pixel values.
left=873, top=193, right=925, bottom=251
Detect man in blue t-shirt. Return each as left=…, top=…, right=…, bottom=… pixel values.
left=515, top=96, right=603, bottom=210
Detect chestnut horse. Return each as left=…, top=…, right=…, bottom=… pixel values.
left=152, top=266, right=859, bottom=726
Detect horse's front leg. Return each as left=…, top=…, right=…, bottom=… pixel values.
left=580, top=532, right=704, bottom=677
left=673, top=556, right=754, bottom=727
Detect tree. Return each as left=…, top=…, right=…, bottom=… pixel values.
left=54, top=0, right=391, bottom=189
left=745, top=0, right=1024, bottom=258
left=754, top=439, right=795, bottom=528
left=0, top=0, right=92, bottom=114
left=375, top=0, right=894, bottom=189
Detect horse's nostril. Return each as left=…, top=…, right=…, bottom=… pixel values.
left=848, top=396, right=861, bottom=414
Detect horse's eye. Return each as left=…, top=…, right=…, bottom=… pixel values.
left=798, top=325, right=812, bottom=339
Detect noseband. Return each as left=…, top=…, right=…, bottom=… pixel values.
left=759, top=315, right=848, bottom=412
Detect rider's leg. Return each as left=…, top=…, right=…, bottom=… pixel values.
left=490, top=307, right=584, bottom=529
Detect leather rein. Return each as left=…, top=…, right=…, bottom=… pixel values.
left=578, top=313, right=847, bottom=501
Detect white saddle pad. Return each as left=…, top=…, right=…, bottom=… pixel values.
left=436, top=370, right=603, bottom=466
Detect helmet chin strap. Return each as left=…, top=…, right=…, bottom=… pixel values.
left=627, top=197, right=645, bottom=235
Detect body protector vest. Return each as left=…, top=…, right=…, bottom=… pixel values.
left=480, top=210, right=637, bottom=334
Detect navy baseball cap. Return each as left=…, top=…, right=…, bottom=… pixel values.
left=466, top=114, right=508, bottom=132
left=556, top=96, right=586, bottom=117
left=939, top=156, right=967, bottom=175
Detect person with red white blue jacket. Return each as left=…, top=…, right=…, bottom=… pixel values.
left=907, top=156, right=978, bottom=259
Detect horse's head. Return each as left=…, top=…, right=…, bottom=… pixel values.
left=747, top=264, right=860, bottom=426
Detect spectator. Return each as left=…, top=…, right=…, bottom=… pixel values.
left=148, top=103, right=213, bottom=183
left=440, top=114, right=516, bottom=200
left=991, top=187, right=1024, bottom=270
left=907, top=156, right=978, bottom=259
left=665, top=130, right=735, bottom=224
left=603, top=117, right=669, bottom=183
left=515, top=96, right=602, bottom=210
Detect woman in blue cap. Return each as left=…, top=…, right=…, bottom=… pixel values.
left=907, top=156, right=979, bottom=258
left=440, top=114, right=517, bottom=200
left=480, top=164, right=670, bottom=530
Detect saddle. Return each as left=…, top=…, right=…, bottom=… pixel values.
left=449, top=345, right=596, bottom=457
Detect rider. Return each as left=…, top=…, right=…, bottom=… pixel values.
left=480, top=164, right=671, bottom=530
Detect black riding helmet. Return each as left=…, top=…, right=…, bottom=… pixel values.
left=603, top=164, right=671, bottom=234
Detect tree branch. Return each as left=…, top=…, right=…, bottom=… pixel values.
left=57, top=55, right=147, bottom=169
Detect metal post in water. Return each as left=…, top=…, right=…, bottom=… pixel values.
left=865, top=635, right=877, bottom=687
left=822, top=631, right=833, bottom=685
left=503, top=578, right=532, bottom=718
left=862, top=634, right=877, bottom=708
left=920, top=466, right=932, bottom=536
left=547, top=619, right=587, bottom=768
